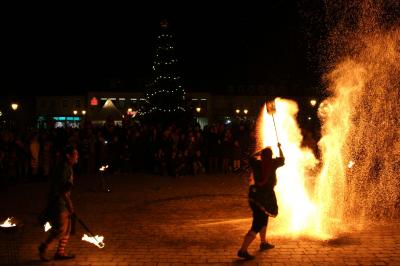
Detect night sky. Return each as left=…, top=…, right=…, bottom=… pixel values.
left=3, top=2, right=326, bottom=98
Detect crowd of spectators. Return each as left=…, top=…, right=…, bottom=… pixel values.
left=0, top=119, right=261, bottom=187
left=0, top=117, right=321, bottom=190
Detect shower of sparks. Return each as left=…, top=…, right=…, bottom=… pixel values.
left=254, top=0, right=399, bottom=239
left=317, top=0, right=400, bottom=228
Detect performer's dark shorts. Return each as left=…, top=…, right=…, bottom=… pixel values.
left=250, top=201, right=269, bottom=233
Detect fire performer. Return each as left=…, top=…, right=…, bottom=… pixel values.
left=237, top=143, right=285, bottom=260
left=38, top=145, right=78, bottom=261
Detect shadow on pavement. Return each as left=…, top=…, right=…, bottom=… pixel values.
left=323, top=235, right=361, bottom=246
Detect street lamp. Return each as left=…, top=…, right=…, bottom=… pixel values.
left=73, top=110, right=78, bottom=115
left=81, top=110, right=86, bottom=115
left=243, top=109, right=248, bottom=114
left=310, top=99, right=317, bottom=107
left=11, top=103, right=18, bottom=111
left=196, top=107, right=201, bottom=113
left=235, top=109, right=240, bottom=114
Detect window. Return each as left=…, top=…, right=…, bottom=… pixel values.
left=119, top=98, right=125, bottom=108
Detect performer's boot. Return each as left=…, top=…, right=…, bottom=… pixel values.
left=38, top=243, right=50, bottom=262
left=237, top=231, right=256, bottom=259
left=259, top=225, right=274, bottom=250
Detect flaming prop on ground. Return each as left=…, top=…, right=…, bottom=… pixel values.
left=256, top=0, right=399, bottom=239
left=0, top=217, right=16, bottom=228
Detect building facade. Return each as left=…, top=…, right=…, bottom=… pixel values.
left=35, top=91, right=317, bottom=129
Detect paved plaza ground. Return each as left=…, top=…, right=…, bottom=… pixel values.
left=1, top=172, right=400, bottom=265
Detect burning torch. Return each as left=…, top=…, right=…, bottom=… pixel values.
left=266, top=100, right=280, bottom=144
left=99, top=165, right=111, bottom=193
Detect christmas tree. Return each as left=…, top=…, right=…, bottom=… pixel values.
left=142, top=19, right=187, bottom=123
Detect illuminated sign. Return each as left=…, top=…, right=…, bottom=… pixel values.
left=90, top=97, right=99, bottom=106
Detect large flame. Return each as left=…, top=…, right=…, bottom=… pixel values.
left=257, top=99, right=327, bottom=238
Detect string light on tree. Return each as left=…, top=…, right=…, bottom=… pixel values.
left=143, top=19, right=187, bottom=118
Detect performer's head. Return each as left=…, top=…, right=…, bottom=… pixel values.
left=261, top=147, right=273, bottom=161
left=63, top=144, right=79, bottom=165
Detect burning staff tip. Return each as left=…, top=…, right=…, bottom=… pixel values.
left=82, top=234, right=105, bottom=248
left=99, top=165, right=109, bottom=171
left=266, top=100, right=276, bottom=114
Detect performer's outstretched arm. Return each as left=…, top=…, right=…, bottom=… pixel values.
left=276, top=143, right=285, bottom=167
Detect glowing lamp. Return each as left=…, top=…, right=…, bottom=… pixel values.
left=73, top=110, right=78, bottom=115
left=243, top=109, right=248, bottom=114
left=196, top=107, right=201, bottom=113
left=235, top=109, right=240, bottom=114
left=310, top=99, right=317, bottom=107
left=11, top=103, right=18, bottom=111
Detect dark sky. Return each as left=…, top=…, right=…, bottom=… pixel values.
left=3, top=2, right=325, bottom=98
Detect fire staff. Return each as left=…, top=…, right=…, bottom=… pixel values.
left=237, top=143, right=285, bottom=260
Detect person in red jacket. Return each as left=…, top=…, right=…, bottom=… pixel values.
left=237, top=143, right=285, bottom=260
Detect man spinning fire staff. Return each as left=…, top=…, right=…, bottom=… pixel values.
left=237, top=143, right=285, bottom=260
left=38, top=145, right=78, bottom=261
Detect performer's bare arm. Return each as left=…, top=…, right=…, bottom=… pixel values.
left=277, top=143, right=284, bottom=158
left=276, top=143, right=285, bottom=167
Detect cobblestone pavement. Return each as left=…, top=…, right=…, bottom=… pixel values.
left=1, top=172, right=400, bottom=265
